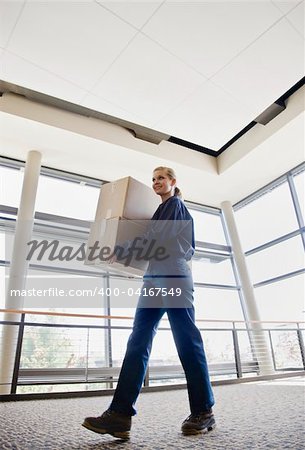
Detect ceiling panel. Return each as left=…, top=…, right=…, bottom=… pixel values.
left=0, top=50, right=87, bottom=103
left=0, top=1, right=303, bottom=156
left=212, top=19, right=304, bottom=118
left=6, top=1, right=137, bottom=89
left=0, top=1, right=24, bottom=49
left=271, top=0, right=303, bottom=14
left=286, top=1, right=305, bottom=37
left=142, top=1, right=282, bottom=78
left=154, top=80, right=256, bottom=149
left=90, top=33, right=205, bottom=124
left=97, top=0, right=163, bottom=29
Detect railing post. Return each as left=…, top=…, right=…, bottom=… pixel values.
left=85, top=327, right=90, bottom=383
left=104, top=276, right=113, bottom=389
left=268, top=330, right=277, bottom=371
left=232, top=323, right=242, bottom=378
left=297, top=324, right=305, bottom=370
left=10, top=313, right=25, bottom=394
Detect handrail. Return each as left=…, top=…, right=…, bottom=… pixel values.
left=1, top=308, right=304, bottom=395
left=0, top=308, right=133, bottom=321
left=0, top=308, right=304, bottom=324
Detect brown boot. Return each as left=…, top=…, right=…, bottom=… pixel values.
left=82, top=409, right=131, bottom=440
left=181, top=409, right=216, bottom=435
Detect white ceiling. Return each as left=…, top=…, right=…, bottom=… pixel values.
left=0, top=0, right=304, bottom=150
left=0, top=1, right=304, bottom=208
left=0, top=84, right=303, bottom=207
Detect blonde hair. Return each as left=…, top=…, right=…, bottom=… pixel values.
left=153, top=166, right=182, bottom=198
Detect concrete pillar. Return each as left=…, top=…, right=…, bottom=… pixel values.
left=221, top=200, right=274, bottom=375
left=0, top=151, right=42, bottom=394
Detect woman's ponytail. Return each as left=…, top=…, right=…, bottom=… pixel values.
left=174, top=186, right=182, bottom=198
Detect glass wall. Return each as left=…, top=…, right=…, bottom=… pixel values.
left=35, top=174, right=100, bottom=221
left=0, top=157, right=242, bottom=391
left=234, top=164, right=305, bottom=323
left=2, top=156, right=303, bottom=393
left=234, top=180, right=299, bottom=250
left=293, top=170, right=304, bottom=218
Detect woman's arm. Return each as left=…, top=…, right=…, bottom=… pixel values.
left=113, top=197, right=194, bottom=263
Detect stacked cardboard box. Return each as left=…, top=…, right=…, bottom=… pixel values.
left=85, top=177, right=160, bottom=276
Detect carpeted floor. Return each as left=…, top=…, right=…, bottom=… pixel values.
left=0, top=377, right=304, bottom=450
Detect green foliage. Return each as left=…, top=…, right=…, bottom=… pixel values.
left=20, top=315, right=83, bottom=369
left=21, top=326, right=73, bottom=368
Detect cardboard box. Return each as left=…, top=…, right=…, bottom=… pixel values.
left=85, top=217, right=149, bottom=277
left=95, top=177, right=160, bottom=220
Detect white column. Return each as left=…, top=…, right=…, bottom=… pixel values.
left=0, top=151, right=42, bottom=394
left=221, top=200, right=274, bottom=375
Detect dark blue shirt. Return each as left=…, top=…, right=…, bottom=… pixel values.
left=115, top=195, right=195, bottom=277
left=149, top=196, right=195, bottom=261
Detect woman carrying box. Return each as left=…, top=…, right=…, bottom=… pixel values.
left=82, top=166, right=215, bottom=439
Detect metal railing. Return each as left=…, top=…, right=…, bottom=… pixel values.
left=0, top=309, right=304, bottom=397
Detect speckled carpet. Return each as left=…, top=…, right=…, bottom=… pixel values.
left=0, top=377, right=304, bottom=450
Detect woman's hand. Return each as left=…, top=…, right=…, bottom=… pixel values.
left=108, top=253, right=117, bottom=264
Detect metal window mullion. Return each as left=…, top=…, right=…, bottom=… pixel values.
left=186, top=201, right=221, bottom=215
left=268, top=330, right=277, bottom=371
left=232, top=324, right=242, bottom=378
left=0, top=156, right=104, bottom=187
left=85, top=328, right=90, bottom=383
left=194, top=282, right=239, bottom=290
left=10, top=313, right=25, bottom=394
left=287, top=174, right=305, bottom=251
left=254, top=268, right=305, bottom=288
left=245, top=228, right=305, bottom=256
left=195, top=241, right=231, bottom=252
left=104, top=276, right=113, bottom=369
left=297, top=325, right=305, bottom=370
left=232, top=162, right=305, bottom=212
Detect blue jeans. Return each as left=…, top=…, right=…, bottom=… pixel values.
left=109, top=279, right=215, bottom=416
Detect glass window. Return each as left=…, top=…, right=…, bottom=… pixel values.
left=234, top=181, right=299, bottom=250
left=150, top=328, right=179, bottom=365
left=23, top=268, right=106, bottom=311
left=3, top=225, right=16, bottom=263
left=247, top=235, right=305, bottom=284
left=35, top=175, right=100, bottom=220
left=0, top=266, right=5, bottom=311
left=109, top=278, right=141, bottom=328
left=88, top=328, right=107, bottom=368
left=270, top=330, right=303, bottom=370
left=254, top=274, right=305, bottom=322
left=192, top=257, right=236, bottom=285
left=20, top=325, right=89, bottom=369
left=190, top=209, right=226, bottom=244
left=0, top=165, right=100, bottom=220
left=111, top=329, right=130, bottom=367
left=109, top=277, right=142, bottom=312
left=0, top=229, right=6, bottom=260
left=194, top=287, right=244, bottom=321
left=236, top=330, right=256, bottom=363
left=26, top=231, right=98, bottom=273
left=0, top=166, right=23, bottom=207
left=293, top=171, right=304, bottom=219
left=201, top=330, right=235, bottom=366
